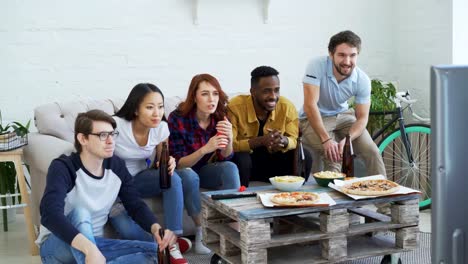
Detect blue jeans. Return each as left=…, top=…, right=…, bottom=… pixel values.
left=40, top=208, right=158, bottom=264
left=109, top=168, right=186, bottom=240
left=177, top=161, right=240, bottom=216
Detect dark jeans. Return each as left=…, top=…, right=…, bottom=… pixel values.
left=232, top=147, right=312, bottom=187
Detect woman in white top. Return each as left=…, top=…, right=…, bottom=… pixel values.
left=110, top=83, right=194, bottom=263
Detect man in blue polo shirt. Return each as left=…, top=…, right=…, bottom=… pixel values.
left=299, top=30, right=385, bottom=177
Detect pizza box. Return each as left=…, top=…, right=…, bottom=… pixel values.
left=258, top=192, right=337, bottom=208
left=328, top=174, right=421, bottom=200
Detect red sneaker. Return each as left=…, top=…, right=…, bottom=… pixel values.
left=169, top=244, right=188, bottom=264
left=177, top=237, right=192, bottom=253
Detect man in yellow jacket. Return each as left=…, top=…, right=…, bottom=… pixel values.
left=228, top=66, right=312, bottom=186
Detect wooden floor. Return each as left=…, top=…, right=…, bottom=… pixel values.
left=0, top=209, right=431, bottom=263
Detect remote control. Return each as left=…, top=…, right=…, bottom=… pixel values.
left=211, top=192, right=257, bottom=200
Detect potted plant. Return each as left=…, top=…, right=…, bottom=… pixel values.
left=0, top=111, right=13, bottom=142
left=367, top=79, right=397, bottom=138
left=350, top=79, right=397, bottom=138
left=0, top=110, right=30, bottom=231
left=0, top=110, right=30, bottom=151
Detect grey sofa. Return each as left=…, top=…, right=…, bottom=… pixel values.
left=23, top=96, right=198, bottom=236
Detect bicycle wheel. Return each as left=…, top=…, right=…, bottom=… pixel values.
left=377, top=124, right=431, bottom=209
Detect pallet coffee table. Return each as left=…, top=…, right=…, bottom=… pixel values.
left=201, top=184, right=419, bottom=264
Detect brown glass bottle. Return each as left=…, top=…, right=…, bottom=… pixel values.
left=158, top=229, right=171, bottom=264
left=294, top=133, right=307, bottom=181
left=341, top=134, right=354, bottom=178
left=159, top=142, right=171, bottom=189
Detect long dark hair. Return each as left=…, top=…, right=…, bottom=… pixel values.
left=115, top=83, right=165, bottom=121
left=175, top=74, right=228, bottom=121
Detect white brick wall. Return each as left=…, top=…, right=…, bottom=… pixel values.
left=0, top=0, right=452, bottom=124
left=453, top=0, right=468, bottom=64
left=393, top=0, right=452, bottom=119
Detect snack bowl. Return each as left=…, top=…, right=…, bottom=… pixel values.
left=269, top=176, right=305, bottom=192
left=313, top=171, right=346, bottom=187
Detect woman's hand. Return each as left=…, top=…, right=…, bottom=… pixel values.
left=216, top=117, right=233, bottom=143
left=203, top=134, right=229, bottom=153
left=168, top=156, right=176, bottom=176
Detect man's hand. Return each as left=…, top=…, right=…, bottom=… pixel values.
left=71, top=233, right=106, bottom=264
left=323, top=139, right=341, bottom=162
left=338, top=137, right=346, bottom=158
left=152, top=224, right=177, bottom=252
left=85, top=246, right=106, bottom=264
left=266, top=129, right=288, bottom=152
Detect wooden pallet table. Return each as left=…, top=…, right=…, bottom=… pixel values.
left=201, top=184, right=419, bottom=264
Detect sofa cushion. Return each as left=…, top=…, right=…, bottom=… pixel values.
left=34, top=99, right=124, bottom=143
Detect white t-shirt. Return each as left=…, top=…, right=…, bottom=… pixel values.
left=114, top=117, right=170, bottom=176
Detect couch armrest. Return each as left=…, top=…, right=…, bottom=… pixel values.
left=23, top=132, right=75, bottom=227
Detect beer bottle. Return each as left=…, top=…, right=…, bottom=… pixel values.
left=158, top=229, right=171, bottom=264
left=159, top=142, right=171, bottom=189
left=294, top=132, right=308, bottom=182
left=341, top=134, right=354, bottom=178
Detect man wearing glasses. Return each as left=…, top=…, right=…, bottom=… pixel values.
left=36, top=109, right=176, bottom=263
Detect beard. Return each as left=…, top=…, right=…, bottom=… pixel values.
left=253, top=95, right=278, bottom=113
left=262, top=98, right=278, bottom=112
left=333, top=62, right=354, bottom=78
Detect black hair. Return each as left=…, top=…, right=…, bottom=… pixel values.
left=115, top=83, right=165, bottom=121
left=328, top=30, right=362, bottom=54
left=250, top=66, right=279, bottom=88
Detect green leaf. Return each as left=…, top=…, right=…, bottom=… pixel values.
left=11, top=121, right=30, bottom=137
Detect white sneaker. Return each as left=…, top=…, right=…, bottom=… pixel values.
left=194, top=240, right=212, bottom=255
left=169, top=244, right=188, bottom=264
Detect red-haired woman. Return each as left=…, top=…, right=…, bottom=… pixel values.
left=168, top=74, right=240, bottom=254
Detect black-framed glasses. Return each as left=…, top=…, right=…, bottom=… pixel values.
left=89, top=131, right=119, bottom=141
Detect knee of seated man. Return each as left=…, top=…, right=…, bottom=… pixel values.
left=362, top=142, right=381, bottom=156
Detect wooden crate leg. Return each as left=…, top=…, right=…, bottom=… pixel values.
left=220, top=234, right=240, bottom=257
left=320, top=209, right=349, bottom=233
left=204, top=227, right=220, bottom=245
left=396, top=226, right=419, bottom=249
left=240, top=219, right=271, bottom=248
left=320, top=235, right=347, bottom=260
left=202, top=203, right=226, bottom=221
left=242, top=249, right=267, bottom=264
left=391, top=199, right=419, bottom=225
left=349, top=212, right=361, bottom=226
left=201, top=203, right=225, bottom=245
left=240, top=219, right=270, bottom=264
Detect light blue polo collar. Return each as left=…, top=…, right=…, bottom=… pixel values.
left=326, top=57, right=358, bottom=84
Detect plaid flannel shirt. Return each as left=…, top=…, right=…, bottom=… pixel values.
left=168, top=110, right=233, bottom=172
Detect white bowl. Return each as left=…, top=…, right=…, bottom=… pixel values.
left=269, top=176, right=305, bottom=192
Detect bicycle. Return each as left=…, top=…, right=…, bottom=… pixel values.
left=370, top=91, right=431, bottom=210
